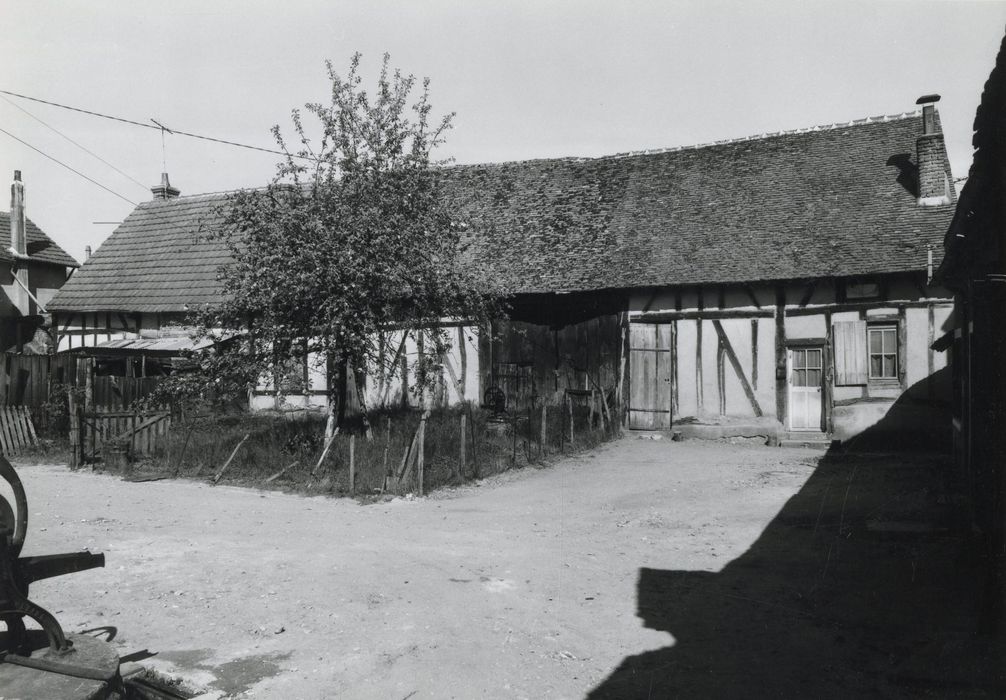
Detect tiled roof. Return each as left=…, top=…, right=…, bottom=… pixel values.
left=0, top=212, right=79, bottom=268
left=48, top=111, right=955, bottom=313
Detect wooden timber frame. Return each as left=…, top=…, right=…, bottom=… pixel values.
left=623, top=275, right=953, bottom=436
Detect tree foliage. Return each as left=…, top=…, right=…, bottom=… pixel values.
left=182, top=54, right=509, bottom=411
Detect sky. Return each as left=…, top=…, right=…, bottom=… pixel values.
left=1, top=1, right=1004, bottom=264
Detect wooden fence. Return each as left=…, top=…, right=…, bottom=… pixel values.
left=0, top=405, right=38, bottom=455
left=73, top=407, right=172, bottom=467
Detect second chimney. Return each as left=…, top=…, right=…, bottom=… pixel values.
left=151, top=172, right=180, bottom=200
left=9, top=170, right=30, bottom=316
left=915, top=94, right=952, bottom=206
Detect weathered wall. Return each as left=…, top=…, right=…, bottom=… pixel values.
left=486, top=315, right=622, bottom=409
left=628, top=274, right=953, bottom=444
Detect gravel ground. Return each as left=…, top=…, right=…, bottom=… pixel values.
left=12, top=437, right=987, bottom=699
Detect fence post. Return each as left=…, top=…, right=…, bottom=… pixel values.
left=417, top=413, right=427, bottom=495
left=540, top=403, right=547, bottom=456
left=349, top=433, right=356, bottom=496
left=382, top=415, right=390, bottom=481
left=458, top=412, right=466, bottom=480
left=567, top=393, right=574, bottom=445
left=68, top=388, right=80, bottom=468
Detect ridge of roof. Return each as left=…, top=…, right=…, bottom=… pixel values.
left=452, top=110, right=925, bottom=168
left=138, top=110, right=928, bottom=198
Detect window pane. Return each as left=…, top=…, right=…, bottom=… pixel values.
left=807, top=349, right=822, bottom=368
left=869, top=330, right=882, bottom=354
left=883, top=329, right=897, bottom=353
left=883, top=355, right=896, bottom=378
left=807, top=369, right=822, bottom=386
left=793, top=350, right=805, bottom=369
left=871, top=356, right=882, bottom=377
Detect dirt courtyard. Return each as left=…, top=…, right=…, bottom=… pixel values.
left=13, top=437, right=994, bottom=698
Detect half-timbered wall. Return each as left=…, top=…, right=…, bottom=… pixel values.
left=627, top=273, right=953, bottom=443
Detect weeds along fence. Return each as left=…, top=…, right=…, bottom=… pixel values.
left=135, top=394, right=620, bottom=496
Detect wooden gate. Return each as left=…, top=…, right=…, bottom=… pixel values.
left=0, top=405, right=38, bottom=455
left=628, top=322, right=673, bottom=430
left=75, top=407, right=171, bottom=466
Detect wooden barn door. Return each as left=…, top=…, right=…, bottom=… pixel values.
left=628, top=323, right=673, bottom=430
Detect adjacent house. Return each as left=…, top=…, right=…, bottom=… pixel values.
left=47, top=96, right=957, bottom=445
left=1, top=170, right=79, bottom=352
left=934, top=32, right=1005, bottom=631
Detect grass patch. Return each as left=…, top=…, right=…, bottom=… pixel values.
left=104, top=402, right=619, bottom=497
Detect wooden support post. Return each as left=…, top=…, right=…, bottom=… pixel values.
left=457, top=326, right=468, bottom=400
left=83, top=357, right=94, bottom=462
left=927, top=303, right=936, bottom=401
left=417, top=412, right=427, bottom=495
left=311, top=427, right=340, bottom=476
left=567, top=393, right=574, bottom=444
left=213, top=433, right=250, bottom=484
left=751, top=319, right=759, bottom=390
left=898, top=305, right=908, bottom=390
left=824, top=311, right=834, bottom=435
left=349, top=434, right=356, bottom=495
left=459, top=412, right=467, bottom=480
left=540, top=403, right=547, bottom=452
left=265, top=460, right=299, bottom=483
left=617, top=314, right=628, bottom=427
left=775, top=286, right=787, bottom=424
left=670, top=320, right=679, bottom=418
left=696, top=319, right=704, bottom=414
left=717, top=335, right=727, bottom=415
left=68, top=388, right=79, bottom=469
left=588, top=389, right=596, bottom=427
left=859, top=309, right=869, bottom=399
left=383, top=416, right=391, bottom=478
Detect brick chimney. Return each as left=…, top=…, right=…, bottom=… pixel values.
left=9, top=170, right=30, bottom=315
left=915, top=94, right=952, bottom=206
left=150, top=172, right=180, bottom=200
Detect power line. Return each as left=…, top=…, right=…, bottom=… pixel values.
left=0, top=89, right=315, bottom=161
left=0, top=126, right=138, bottom=206
left=0, top=94, right=149, bottom=191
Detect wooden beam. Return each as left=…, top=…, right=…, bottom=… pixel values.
left=927, top=303, right=935, bottom=401
left=859, top=310, right=869, bottom=399
left=775, top=286, right=787, bottom=425
left=898, top=305, right=908, bottom=390
left=696, top=318, right=704, bottom=414
left=631, top=309, right=774, bottom=322
left=716, top=333, right=726, bottom=415
left=785, top=298, right=952, bottom=316
left=751, top=319, right=759, bottom=391
left=713, top=320, right=763, bottom=417
left=457, top=326, right=468, bottom=399
left=670, top=320, right=679, bottom=417
left=743, top=284, right=762, bottom=309
left=824, top=311, right=834, bottom=434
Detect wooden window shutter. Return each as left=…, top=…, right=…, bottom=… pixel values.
left=833, top=320, right=868, bottom=385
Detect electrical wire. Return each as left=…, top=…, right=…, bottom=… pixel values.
left=0, top=126, right=138, bottom=206
left=0, top=89, right=315, bottom=161
left=0, top=94, right=149, bottom=191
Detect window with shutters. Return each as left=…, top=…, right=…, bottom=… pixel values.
left=867, top=325, right=898, bottom=380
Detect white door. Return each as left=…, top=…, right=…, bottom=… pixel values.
left=788, top=347, right=823, bottom=431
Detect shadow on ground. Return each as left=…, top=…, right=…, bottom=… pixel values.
left=589, top=450, right=1005, bottom=699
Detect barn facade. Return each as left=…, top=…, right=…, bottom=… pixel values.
left=48, top=98, right=956, bottom=445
